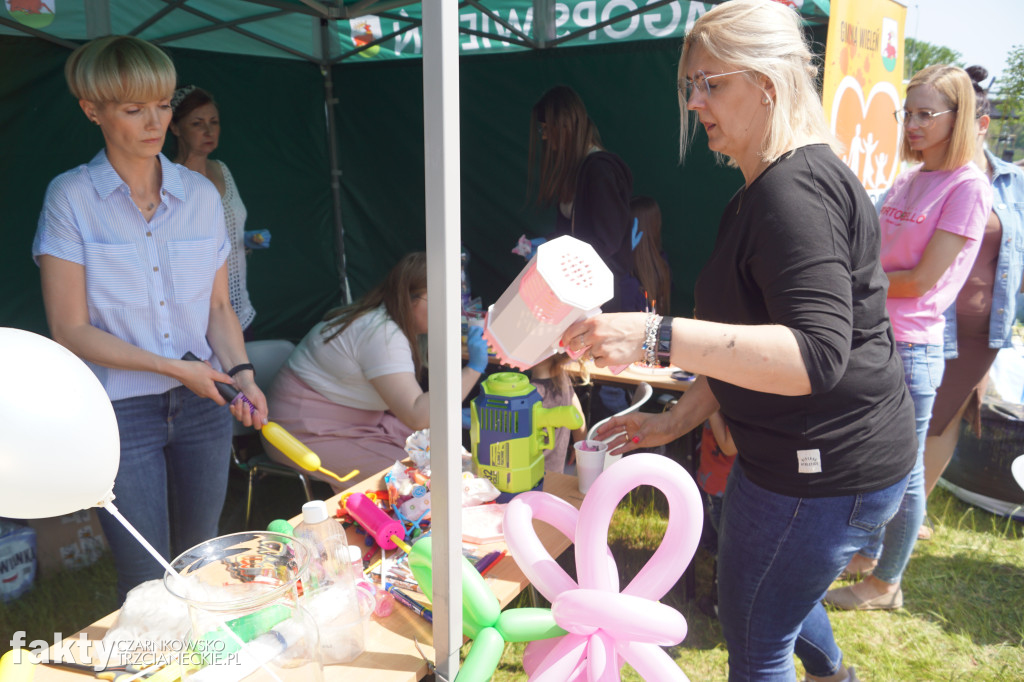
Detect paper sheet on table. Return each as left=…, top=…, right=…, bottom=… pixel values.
left=462, top=503, right=506, bottom=544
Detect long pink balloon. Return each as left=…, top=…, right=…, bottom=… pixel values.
left=576, top=453, right=703, bottom=598
left=503, top=492, right=619, bottom=601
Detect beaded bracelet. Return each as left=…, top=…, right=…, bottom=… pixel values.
left=641, top=312, right=663, bottom=366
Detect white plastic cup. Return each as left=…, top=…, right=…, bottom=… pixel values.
left=574, top=440, right=608, bottom=494
left=603, top=449, right=622, bottom=471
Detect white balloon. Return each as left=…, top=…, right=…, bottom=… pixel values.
left=0, top=328, right=119, bottom=518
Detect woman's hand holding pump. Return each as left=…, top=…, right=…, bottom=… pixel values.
left=182, top=352, right=358, bottom=485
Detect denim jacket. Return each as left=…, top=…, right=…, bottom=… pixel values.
left=943, top=150, right=1024, bottom=358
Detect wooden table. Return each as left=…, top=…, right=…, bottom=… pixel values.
left=576, top=361, right=696, bottom=394
left=33, top=471, right=583, bottom=682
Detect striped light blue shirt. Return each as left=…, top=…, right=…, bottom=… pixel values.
left=33, top=150, right=231, bottom=401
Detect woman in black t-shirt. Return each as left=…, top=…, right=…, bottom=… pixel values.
left=561, top=2, right=915, bottom=680
left=528, top=85, right=642, bottom=422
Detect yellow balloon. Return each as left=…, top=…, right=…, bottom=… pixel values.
left=261, top=421, right=321, bottom=471
left=0, top=649, right=36, bottom=682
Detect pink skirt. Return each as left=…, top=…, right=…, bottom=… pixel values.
left=262, top=366, right=413, bottom=490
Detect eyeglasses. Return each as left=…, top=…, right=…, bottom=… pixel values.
left=679, top=69, right=752, bottom=101
left=893, top=109, right=955, bottom=128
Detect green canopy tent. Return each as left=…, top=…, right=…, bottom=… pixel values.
left=0, top=0, right=830, bottom=338
left=0, top=2, right=830, bottom=677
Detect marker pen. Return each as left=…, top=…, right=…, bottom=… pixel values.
left=386, top=583, right=432, bottom=623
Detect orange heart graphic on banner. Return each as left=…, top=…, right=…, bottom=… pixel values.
left=833, top=80, right=901, bottom=190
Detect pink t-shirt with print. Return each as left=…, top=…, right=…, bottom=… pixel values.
left=879, top=163, right=992, bottom=344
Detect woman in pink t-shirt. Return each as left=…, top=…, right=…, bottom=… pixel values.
left=827, top=65, right=993, bottom=611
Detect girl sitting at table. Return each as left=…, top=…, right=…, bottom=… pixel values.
left=264, top=252, right=490, bottom=487
left=530, top=353, right=588, bottom=473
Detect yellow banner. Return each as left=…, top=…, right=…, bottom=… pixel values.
left=822, top=0, right=906, bottom=201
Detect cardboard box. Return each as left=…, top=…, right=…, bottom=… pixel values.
left=27, top=509, right=108, bottom=575
left=0, top=522, right=36, bottom=602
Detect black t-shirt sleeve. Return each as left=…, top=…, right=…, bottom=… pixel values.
left=747, top=172, right=855, bottom=394
left=570, top=154, right=633, bottom=266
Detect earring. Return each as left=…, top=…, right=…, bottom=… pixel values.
left=762, top=97, right=770, bottom=105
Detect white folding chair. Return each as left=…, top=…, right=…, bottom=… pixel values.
left=229, top=339, right=315, bottom=529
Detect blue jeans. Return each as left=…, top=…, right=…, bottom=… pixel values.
left=717, top=464, right=909, bottom=681
left=858, top=342, right=943, bottom=584
left=98, top=387, right=233, bottom=600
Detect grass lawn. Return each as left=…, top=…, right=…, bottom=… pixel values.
left=3, top=476, right=1022, bottom=681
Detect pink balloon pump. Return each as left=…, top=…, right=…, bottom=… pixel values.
left=345, top=492, right=408, bottom=551
left=482, top=235, right=614, bottom=371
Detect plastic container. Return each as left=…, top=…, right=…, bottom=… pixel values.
left=293, top=501, right=365, bottom=664
left=164, top=531, right=323, bottom=681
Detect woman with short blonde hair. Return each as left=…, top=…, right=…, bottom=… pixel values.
left=34, top=35, right=267, bottom=601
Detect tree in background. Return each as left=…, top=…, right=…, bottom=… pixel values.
left=991, top=45, right=1024, bottom=162
left=904, top=38, right=963, bottom=80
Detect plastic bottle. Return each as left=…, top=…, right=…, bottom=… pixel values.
left=293, top=500, right=365, bottom=663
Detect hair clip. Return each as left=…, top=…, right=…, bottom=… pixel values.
left=171, top=84, right=197, bottom=111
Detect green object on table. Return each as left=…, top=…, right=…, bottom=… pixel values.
left=406, top=537, right=567, bottom=682
left=267, top=519, right=295, bottom=536
left=196, top=604, right=292, bottom=656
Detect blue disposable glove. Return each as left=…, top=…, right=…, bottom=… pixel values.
left=466, top=325, right=489, bottom=373
left=244, top=229, right=271, bottom=249
left=462, top=407, right=472, bottom=430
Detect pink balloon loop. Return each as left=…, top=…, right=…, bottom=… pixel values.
left=502, top=453, right=702, bottom=681
left=552, top=589, right=687, bottom=645
left=577, top=453, right=703, bottom=598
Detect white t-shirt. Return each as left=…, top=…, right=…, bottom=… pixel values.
left=287, top=307, right=415, bottom=411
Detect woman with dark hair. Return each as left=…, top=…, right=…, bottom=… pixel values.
left=827, top=64, right=992, bottom=610
left=528, top=85, right=639, bottom=313
left=629, top=195, right=672, bottom=315
left=529, top=85, right=640, bottom=421
left=169, top=86, right=257, bottom=336
left=33, top=36, right=267, bottom=600
left=264, top=252, right=490, bottom=485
